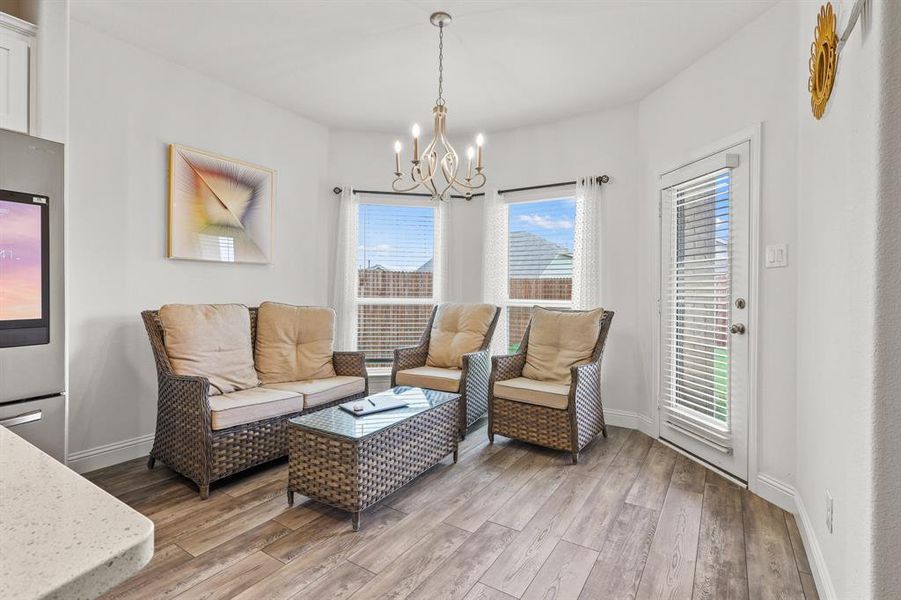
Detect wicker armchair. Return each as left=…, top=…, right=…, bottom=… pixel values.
left=141, top=307, right=367, bottom=498
left=391, top=304, right=500, bottom=439
left=488, top=308, right=613, bottom=463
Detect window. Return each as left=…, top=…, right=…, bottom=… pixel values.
left=505, top=195, right=577, bottom=351
left=356, top=202, right=436, bottom=367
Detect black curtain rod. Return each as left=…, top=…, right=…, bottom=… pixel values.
left=496, top=175, right=610, bottom=196
left=332, top=175, right=610, bottom=200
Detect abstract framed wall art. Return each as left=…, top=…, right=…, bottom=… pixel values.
left=168, top=144, right=275, bottom=263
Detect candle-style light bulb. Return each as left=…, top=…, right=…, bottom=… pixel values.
left=476, top=133, right=484, bottom=169
left=466, top=146, right=474, bottom=179
left=411, top=124, right=421, bottom=162
left=394, top=140, right=402, bottom=173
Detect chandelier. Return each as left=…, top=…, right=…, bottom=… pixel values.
left=392, top=11, right=486, bottom=200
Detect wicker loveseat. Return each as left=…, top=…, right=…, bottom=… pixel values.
left=391, top=303, right=500, bottom=439
left=142, top=302, right=367, bottom=498
left=489, top=306, right=613, bottom=463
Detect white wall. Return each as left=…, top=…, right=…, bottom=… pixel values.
left=794, top=0, right=898, bottom=597
left=66, top=20, right=331, bottom=466
left=20, top=0, right=68, bottom=143
left=638, top=0, right=800, bottom=497
left=329, top=106, right=643, bottom=422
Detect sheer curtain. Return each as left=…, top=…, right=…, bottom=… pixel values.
left=572, top=176, right=604, bottom=310
left=482, top=188, right=509, bottom=354
left=434, top=198, right=452, bottom=303
left=333, top=186, right=358, bottom=350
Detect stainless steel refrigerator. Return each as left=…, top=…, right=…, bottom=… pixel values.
left=0, top=129, right=66, bottom=462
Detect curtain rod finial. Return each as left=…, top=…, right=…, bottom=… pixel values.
left=598, top=175, right=610, bottom=184
left=333, top=186, right=343, bottom=194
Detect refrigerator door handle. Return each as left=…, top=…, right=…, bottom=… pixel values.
left=0, top=409, right=42, bottom=428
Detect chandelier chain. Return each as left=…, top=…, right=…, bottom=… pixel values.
left=436, top=23, right=445, bottom=106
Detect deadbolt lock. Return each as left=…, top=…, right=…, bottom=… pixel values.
left=735, top=298, right=746, bottom=309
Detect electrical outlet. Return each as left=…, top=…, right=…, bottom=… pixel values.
left=825, top=490, right=834, bottom=533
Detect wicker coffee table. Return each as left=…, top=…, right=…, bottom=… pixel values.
left=287, top=386, right=460, bottom=531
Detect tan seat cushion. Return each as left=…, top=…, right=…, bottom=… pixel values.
left=255, top=302, right=337, bottom=384
left=159, top=303, right=259, bottom=395
left=208, top=387, right=302, bottom=430
left=426, top=303, right=496, bottom=369
left=522, top=307, right=603, bottom=385
left=395, top=366, right=462, bottom=393
left=264, top=376, right=366, bottom=409
left=494, top=377, right=570, bottom=410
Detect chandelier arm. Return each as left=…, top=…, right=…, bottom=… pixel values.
left=448, top=170, right=487, bottom=194
left=410, top=154, right=432, bottom=186
left=392, top=176, right=423, bottom=193
left=437, top=124, right=458, bottom=179
left=417, top=130, right=439, bottom=182
left=413, top=158, right=438, bottom=196
left=423, top=173, right=439, bottom=198
left=418, top=152, right=439, bottom=186
left=438, top=153, right=459, bottom=199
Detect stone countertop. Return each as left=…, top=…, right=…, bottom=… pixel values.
left=0, top=426, right=154, bottom=599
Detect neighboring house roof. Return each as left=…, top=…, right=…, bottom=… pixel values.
left=509, top=230, right=572, bottom=279
left=363, top=231, right=573, bottom=279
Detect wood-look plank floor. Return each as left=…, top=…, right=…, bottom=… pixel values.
left=88, top=425, right=819, bottom=600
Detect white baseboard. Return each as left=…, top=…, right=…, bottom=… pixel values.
left=605, top=408, right=655, bottom=437
left=753, top=472, right=796, bottom=512
left=794, top=489, right=837, bottom=600
left=67, top=433, right=155, bottom=474
left=64, top=406, right=649, bottom=474
left=750, top=473, right=836, bottom=600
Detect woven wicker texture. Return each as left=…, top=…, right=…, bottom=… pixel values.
left=142, top=308, right=368, bottom=497
left=287, top=396, right=459, bottom=515
left=391, top=305, right=500, bottom=438
left=488, top=309, right=614, bottom=462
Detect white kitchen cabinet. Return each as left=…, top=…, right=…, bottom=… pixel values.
left=0, top=12, right=36, bottom=134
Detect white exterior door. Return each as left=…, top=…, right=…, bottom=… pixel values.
left=658, top=141, right=751, bottom=481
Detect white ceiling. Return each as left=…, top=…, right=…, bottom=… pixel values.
left=71, top=0, right=776, bottom=134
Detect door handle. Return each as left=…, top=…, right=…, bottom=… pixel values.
left=730, top=323, right=746, bottom=335
left=0, top=409, right=42, bottom=428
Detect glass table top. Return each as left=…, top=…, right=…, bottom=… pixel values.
left=289, top=386, right=460, bottom=440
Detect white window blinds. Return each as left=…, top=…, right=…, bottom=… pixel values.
left=661, top=169, right=733, bottom=449
left=356, top=203, right=435, bottom=366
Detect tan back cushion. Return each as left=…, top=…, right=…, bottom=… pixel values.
left=255, top=302, right=337, bottom=384
left=159, top=304, right=259, bottom=395
left=522, top=306, right=603, bottom=385
left=426, top=303, right=496, bottom=369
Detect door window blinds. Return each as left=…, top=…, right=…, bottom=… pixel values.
left=661, top=168, right=733, bottom=450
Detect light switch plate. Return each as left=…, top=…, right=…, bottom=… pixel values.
left=765, top=243, right=788, bottom=268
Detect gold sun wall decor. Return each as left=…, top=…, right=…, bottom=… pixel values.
left=168, top=145, right=275, bottom=263
left=809, top=2, right=838, bottom=120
